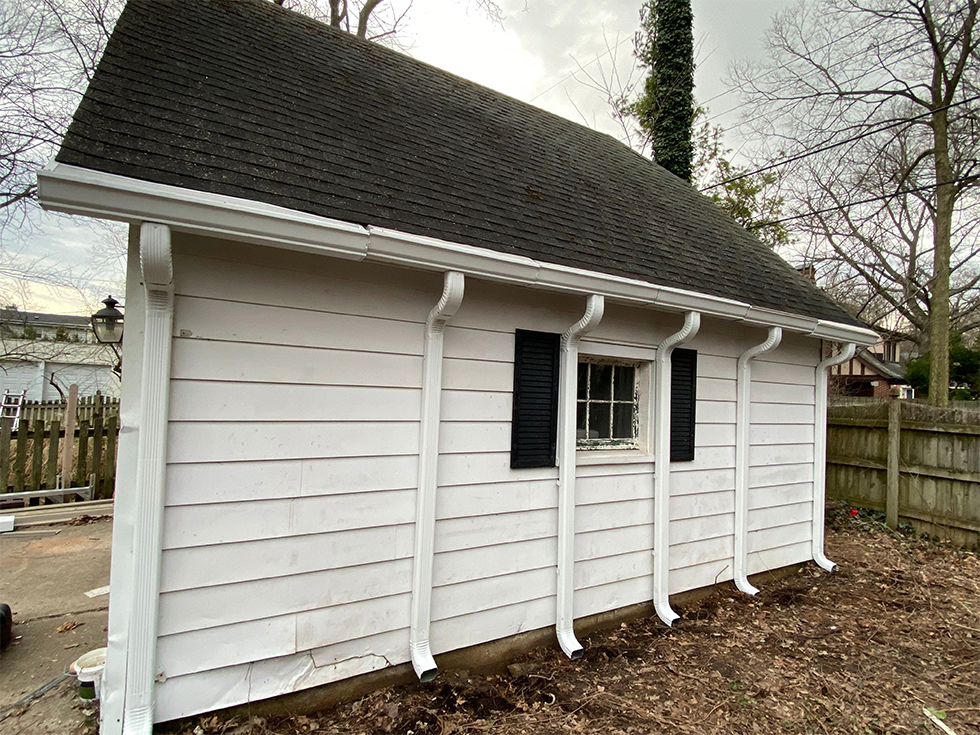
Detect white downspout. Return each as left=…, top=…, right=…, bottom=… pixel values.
left=812, top=342, right=855, bottom=572
left=122, top=223, right=174, bottom=735
left=734, top=327, right=783, bottom=596
left=652, top=311, right=700, bottom=627
left=409, top=271, right=465, bottom=682
left=556, top=294, right=604, bottom=660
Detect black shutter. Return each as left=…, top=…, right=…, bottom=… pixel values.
left=670, top=348, right=697, bottom=462
left=511, top=330, right=561, bottom=469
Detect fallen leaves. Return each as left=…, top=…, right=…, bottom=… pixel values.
left=173, top=514, right=979, bottom=735
left=56, top=620, right=82, bottom=633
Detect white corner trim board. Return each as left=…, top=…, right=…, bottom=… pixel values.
left=556, top=294, right=605, bottom=660
left=410, top=271, right=465, bottom=682
left=652, top=311, right=701, bottom=627
left=37, top=163, right=878, bottom=346
left=734, top=327, right=783, bottom=596
left=123, top=223, right=174, bottom=735
left=812, top=342, right=856, bottom=573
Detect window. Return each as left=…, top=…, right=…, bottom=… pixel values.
left=577, top=359, right=638, bottom=449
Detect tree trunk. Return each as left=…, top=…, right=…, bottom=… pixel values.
left=929, top=106, right=953, bottom=407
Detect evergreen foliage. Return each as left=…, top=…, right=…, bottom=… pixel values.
left=631, top=0, right=695, bottom=181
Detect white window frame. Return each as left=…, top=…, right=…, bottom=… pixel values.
left=575, top=347, right=654, bottom=461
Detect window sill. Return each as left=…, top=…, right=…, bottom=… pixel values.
left=575, top=449, right=655, bottom=466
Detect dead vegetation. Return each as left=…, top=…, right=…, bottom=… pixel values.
left=173, top=509, right=980, bottom=735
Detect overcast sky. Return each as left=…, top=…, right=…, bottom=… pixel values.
left=18, top=0, right=793, bottom=315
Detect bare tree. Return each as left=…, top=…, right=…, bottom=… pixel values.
left=731, top=0, right=980, bottom=405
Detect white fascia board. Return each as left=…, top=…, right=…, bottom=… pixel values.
left=37, top=163, right=369, bottom=261
left=367, top=226, right=541, bottom=284
left=812, top=320, right=878, bottom=345
left=742, top=306, right=818, bottom=334
left=38, top=163, right=876, bottom=342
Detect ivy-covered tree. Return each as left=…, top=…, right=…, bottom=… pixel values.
left=629, top=0, right=695, bottom=181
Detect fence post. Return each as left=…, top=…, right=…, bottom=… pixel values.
left=61, top=384, right=78, bottom=487
left=886, top=394, right=901, bottom=530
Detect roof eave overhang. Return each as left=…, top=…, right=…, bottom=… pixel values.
left=38, top=162, right=879, bottom=345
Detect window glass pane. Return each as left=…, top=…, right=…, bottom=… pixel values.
left=590, top=402, right=611, bottom=438
left=590, top=363, right=612, bottom=400
left=613, top=403, right=634, bottom=439
left=614, top=365, right=635, bottom=401
left=577, top=363, right=588, bottom=400
left=576, top=402, right=587, bottom=438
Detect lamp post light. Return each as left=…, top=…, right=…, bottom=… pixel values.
left=92, top=296, right=124, bottom=375
left=92, top=296, right=124, bottom=344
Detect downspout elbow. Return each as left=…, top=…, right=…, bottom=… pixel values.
left=653, top=311, right=701, bottom=627
left=556, top=294, right=604, bottom=660
left=734, top=327, right=782, bottom=596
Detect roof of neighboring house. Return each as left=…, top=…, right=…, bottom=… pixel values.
left=857, top=349, right=905, bottom=381
left=55, top=0, right=862, bottom=328
left=0, top=309, right=91, bottom=331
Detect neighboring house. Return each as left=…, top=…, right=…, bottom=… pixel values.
left=0, top=308, right=120, bottom=400
left=828, top=340, right=909, bottom=398
left=37, top=1, right=877, bottom=732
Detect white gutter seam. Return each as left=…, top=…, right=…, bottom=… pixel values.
left=734, top=327, right=783, bottom=596
left=812, top=342, right=856, bottom=572
left=556, top=294, right=605, bottom=660
left=652, top=311, right=701, bottom=627
left=409, top=271, right=465, bottom=682
left=37, top=163, right=879, bottom=346
left=122, top=223, right=174, bottom=735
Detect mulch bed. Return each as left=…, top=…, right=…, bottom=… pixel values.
left=177, top=508, right=980, bottom=735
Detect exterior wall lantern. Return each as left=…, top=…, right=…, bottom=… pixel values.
left=92, top=295, right=124, bottom=344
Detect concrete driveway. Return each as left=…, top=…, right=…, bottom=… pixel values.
left=0, top=514, right=112, bottom=734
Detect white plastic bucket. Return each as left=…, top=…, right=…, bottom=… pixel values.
left=70, top=647, right=106, bottom=702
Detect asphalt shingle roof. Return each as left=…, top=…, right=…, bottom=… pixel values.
left=55, top=0, right=862, bottom=327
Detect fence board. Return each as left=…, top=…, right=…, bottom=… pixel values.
left=92, top=413, right=104, bottom=499
left=75, top=420, right=90, bottom=488
left=30, top=421, right=44, bottom=491
left=47, top=420, right=61, bottom=490
left=105, top=415, right=118, bottom=497
left=0, top=417, right=11, bottom=493
left=14, top=419, right=28, bottom=493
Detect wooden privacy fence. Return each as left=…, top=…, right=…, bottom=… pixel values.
left=827, top=400, right=980, bottom=549
left=0, top=413, right=119, bottom=502
left=20, top=394, right=120, bottom=424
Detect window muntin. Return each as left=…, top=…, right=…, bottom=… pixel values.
left=576, top=359, right=638, bottom=448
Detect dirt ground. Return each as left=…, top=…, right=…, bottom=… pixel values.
left=0, top=516, right=111, bottom=735
left=169, top=508, right=980, bottom=735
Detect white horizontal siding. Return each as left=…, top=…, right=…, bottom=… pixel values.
left=154, top=239, right=827, bottom=723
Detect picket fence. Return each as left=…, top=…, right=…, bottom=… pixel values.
left=1, top=412, right=119, bottom=503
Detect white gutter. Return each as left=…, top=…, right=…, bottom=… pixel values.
left=409, top=271, right=465, bottom=682
left=733, top=327, right=783, bottom=596
left=652, top=311, right=701, bottom=627
left=556, top=294, right=604, bottom=660
left=37, top=163, right=879, bottom=346
left=812, top=342, right=856, bottom=572
left=122, top=223, right=174, bottom=735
